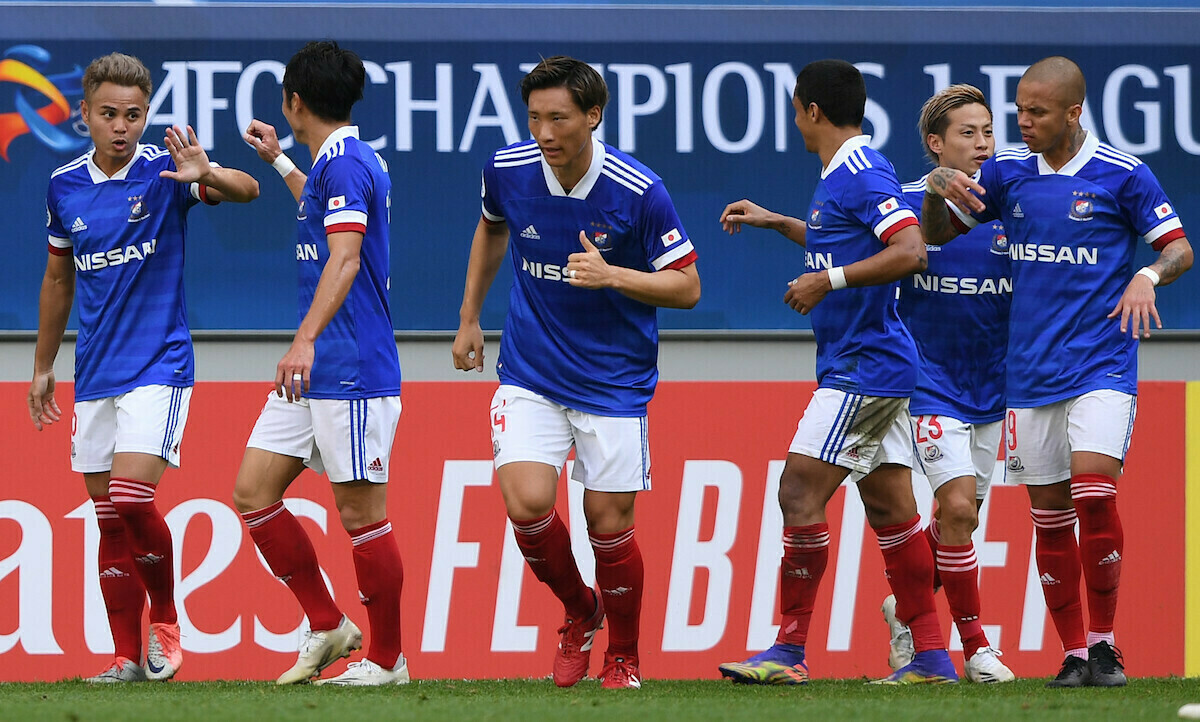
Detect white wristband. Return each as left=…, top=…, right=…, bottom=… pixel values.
left=828, top=266, right=848, bottom=291
left=1136, top=266, right=1160, bottom=286
left=272, top=153, right=297, bottom=178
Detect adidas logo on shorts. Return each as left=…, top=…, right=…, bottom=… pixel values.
left=367, top=457, right=384, bottom=473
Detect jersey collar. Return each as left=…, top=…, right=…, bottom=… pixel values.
left=542, top=136, right=604, bottom=199
left=86, top=144, right=143, bottom=183
left=312, top=125, right=360, bottom=168
left=821, top=134, right=872, bottom=179
left=1036, top=129, right=1099, bottom=177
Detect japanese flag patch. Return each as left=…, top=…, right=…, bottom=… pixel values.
left=1155, top=203, right=1173, bottom=219
left=877, top=197, right=900, bottom=215
left=328, top=195, right=347, bottom=211
left=661, top=228, right=683, bottom=246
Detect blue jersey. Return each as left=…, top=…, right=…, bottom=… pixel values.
left=950, top=131, right=1186, bottom=406
left=296, top=126, right=400, bottom=400
left=481, top=137, right=697, bottom=416
left=805, top=136, right=920, bottom=397
left=900, top=176, right=1010, bottom=423
left=46, top=144, right=210, bottom=401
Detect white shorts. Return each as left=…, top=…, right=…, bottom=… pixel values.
left=72, top=385, right=192, bottom=473
left=490, top=385, right=651, bottom=493
left=789, top=389, right=914, bottom=477
left=912, top=415, right=1002, bottom=499
left=1004, top=389, right=1137, bottom=486
left=246, top=391, right=401, bottom=483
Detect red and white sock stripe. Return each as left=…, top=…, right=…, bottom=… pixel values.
left=108, top=478, right=156, bottom=505
left=1031, top=507, right=1078, bottom=530
left=1071, top=478, right=1117, bottom=501
left=590, top=527, right=635, bottom=551
left=927, top=520, right=942, bottom=544
left=783, top=528, right=830, bottom=551
left=936, top=545, right=978, bottom=574
left=92, top=496, right=120, bottom=521
left=351, top=520, right=393, bottom=547
left=876, top=518, right=922, bottom=550
left=511, top=510, right=557, bottom=536
left=241, top=501, right=286, bottom=529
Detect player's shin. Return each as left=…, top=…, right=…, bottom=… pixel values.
left=94, top=496, right=146, bottom=663
left=777, top=524, right=830, bottom=646
left=350, top=519, right=404, bottom=669
left=875, top=517, right=942, bottom=652
left=591, top=527, right=643, bottom=660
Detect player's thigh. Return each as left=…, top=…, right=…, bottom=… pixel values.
left=242, top=391, right=320, bottom=491
left=114, top=385, right=191, bottom=469
left=569, top=410, right=651, bottom=493
left=491, top=385, right=573, bottom=516
left=233, top=446, right=307, bottom=512
left=790, top=389, right=909, bottom=476
left=969, top=420, right=1004, bottom=499
left=310, top=396, right=402, bottom=483
left=72, top=396, right=118, bottom=474
left=912, top=414, right=976, bottom=494
left=1066, top=389, right=1136, bottom=477
left=1004, top=402, right=1071, bottom=486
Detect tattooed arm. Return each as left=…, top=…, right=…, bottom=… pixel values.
left=922, top=167, right=987, bottom=245
left=1108, top=237, right=1194, bottom=338
left=719, top=198, right=807, bottom=247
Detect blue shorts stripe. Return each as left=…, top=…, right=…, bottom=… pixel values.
left=820, top=393, right=853, bottom=462
left=161, top=387, right=182, bottom=458
left=1121, top=395, right=1137, bottom=459
left=823, top=393, right=862, bottom=464
left=640, top=416, right=649, bottom=491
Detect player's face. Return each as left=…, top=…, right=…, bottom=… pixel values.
left=81, top=82, right=148, bottom=171
left=1015, top=79, right=1078, bottom=155
left=792, top=94, right=817, bottom=152
left=281, top=90, right=305, bottom=144
left=930, top=103, right=994, bottom=174
left=527, top=87, right=600, bottom=177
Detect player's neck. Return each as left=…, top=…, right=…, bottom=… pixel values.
left=304, top=120, right=352, bottom=161
left=816, top=127, right=863, bottom=169
left=551, top=139, right=593, bottom=193
left=1042, top=126, right=1087, bottom=171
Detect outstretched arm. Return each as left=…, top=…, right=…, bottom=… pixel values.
left=452, top=218, right=510, bottom=373
left=1107, top=237, right=1194, bottom=338
left=719, top=198, right=807, bottom=247
left=161, top=125, right=259, bottom=202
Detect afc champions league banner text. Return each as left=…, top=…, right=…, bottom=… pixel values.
left=0, top=381, right=1190, bottom=680
left=1, top=19, right=1200, bottom=331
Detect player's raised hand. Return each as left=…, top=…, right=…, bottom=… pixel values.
left=565, top=231, right=612, bottom=289
left=452, top=321, right=486, bottom=373
left=783, top=271, right=831, bottom=315
left=1108, top=273, right=1161, bottom=340
left=719, top=199, right=772, bottom=234
left=160, top=125, right=213, bottom=183
left=925, top=167, right=986, bottom=215
left=28, top=370, right=60, bottom=431
left=244, top=119, right=283, bottom=164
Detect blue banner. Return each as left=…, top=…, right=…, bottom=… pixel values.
left=2, top=6, right=1199, bottom=330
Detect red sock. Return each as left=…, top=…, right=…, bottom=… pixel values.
left=937, top=542, right=989, bottom=656
left=775, top=523, right=829, bottom=647
left=109, top=478, right=176, bottom=625
left=510, top=510, right=592, bottom=619
left=1072, top=474, right=1123, bottom=636
left=93, top=496, right=146, bottom=662
left=350, top=520, right=404, bottom=669
left=1031, top=507, right=1086, bottom=653
left=591, top=527, right=643, bottom=659
left=242, top=501, right=342, bottom=631
left=875, top=516, right=942, bottom=653
left=925, top=521, right=942, bottom=590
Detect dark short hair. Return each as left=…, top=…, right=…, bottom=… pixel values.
left=793, top=59, right=866, bottom=128
left=519, top=55, right=608, bottom=126
left=283, top=41, right=365, bottom=123
left=83, top=53, right=151, bottom=102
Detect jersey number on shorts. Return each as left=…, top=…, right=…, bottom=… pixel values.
left=1005, top=410, right=1018, bottom=451
left=491, top=400, right=507, bottom=433
left=914, top=414, right=943, bottom=443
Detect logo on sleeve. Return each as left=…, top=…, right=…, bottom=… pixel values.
left=877, top=197, right=900, bottom=215
left=46, top=205, right=51, bottom=228
left=660, top=228, right=683, bottom=246
left=1155, top=202, right=1173, bottom=219
left=328, top=195, right=346, bottom=211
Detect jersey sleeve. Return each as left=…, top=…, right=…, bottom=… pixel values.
left=1120, top=163, right=1186, bottom=251
left=320, top=155, right=372, bottom=236
left=638, top=182, right=696, bottom=270
left=481, top=161, right=504, bottom=224
left=846, top=168, right=919, bottom=244
left=45, top=182, right=70, bottom=256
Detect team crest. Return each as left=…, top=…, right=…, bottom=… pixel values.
left=808, top=207, right=822, bottom=229
left=922, top=445, right=943, bottom=463
left=1007, top=455, right=1025, bottom=472
left=128, top=198, right=150, bottom=223
left=1069, top=198, right=1093, bottom=222
left=991, top=227, right=1009, bottom=255
left=296, top=199, right=307, bottom=221
left=592, top=232, right=611, bottom=251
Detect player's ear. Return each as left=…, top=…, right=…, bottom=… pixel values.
left=586, top=105, right=602, bottom=131
left=927, top=133, right=943, bottom=157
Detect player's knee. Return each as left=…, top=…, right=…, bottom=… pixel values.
left=231, top=484, right=264, bottom=514
left=939, top=495, right=979, bottom=535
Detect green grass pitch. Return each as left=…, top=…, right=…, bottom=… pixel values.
left=3, top=678, right=1200, bottom=722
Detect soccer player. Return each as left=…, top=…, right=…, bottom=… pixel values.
left=716, top=59, right=956, bottom=685
left=28, top=52, right=259, bottom=682
left=920, top=56, right=1193, bottom=687
left=879, top=84, right=1015, bottom=684
left=234, top=41, right=406, bottom=686
left=452, top=55, right=700, bottom=690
